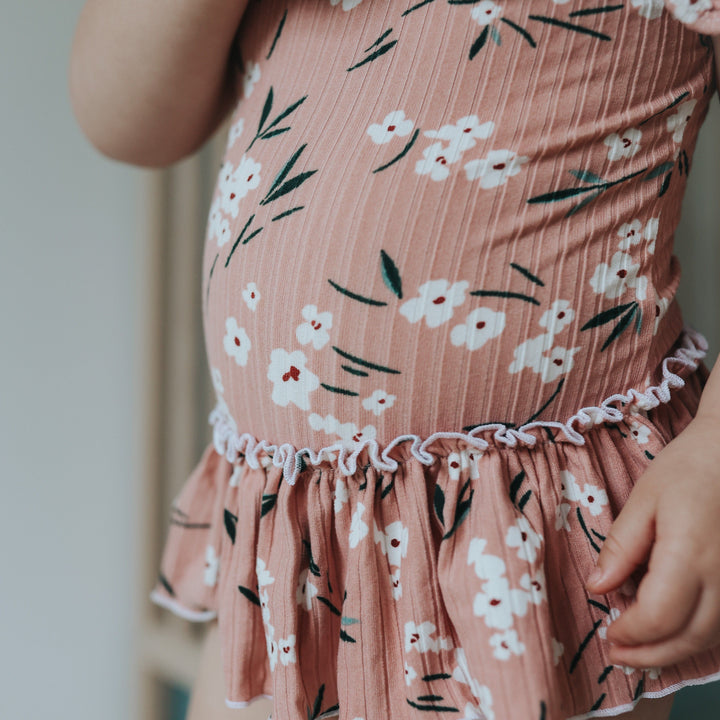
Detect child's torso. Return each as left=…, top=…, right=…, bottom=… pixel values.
left=202, top=0, right=716, bottom=452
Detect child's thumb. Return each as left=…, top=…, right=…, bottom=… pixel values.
left=584, top=485, right=656, bottom=593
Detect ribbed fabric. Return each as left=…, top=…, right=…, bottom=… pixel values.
left=151, top=2, right=720, bottom=718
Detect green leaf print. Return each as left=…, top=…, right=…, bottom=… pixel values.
left=246, top=86, right=307, bottom=152
left=469, top=26, right=489, bottom=61
left=327, top=278, right=388, bottom=306
left=340, top=628, right=357, bottom=643
left=261, top=493, right=277, bottom=517
left=265, top=9, right=287, bottom=61
left=347, top=30, right=397, bottom=72
left=224, top=509, right=238, bottom=544
left=302, top=539, right=322, bottom=577
left=527, top=14, right=611, bottom=42
left=509, top=262, right=545, bottom=287
left=580, top=302, right=635, bottom=330
left=238, top=585, right=261, bottom=606
left=372, top=128, right=420, bottom=174
left=580, top=300, right=641, bottom=350
left=442, top=479, right=474, bottom=540
left=509, top=470, right=532, bottom=511
left=434, top=484, right=445, bottom=526
left=406, top=698, right=460, bottom=713
left=527, top=167, right=648, bottom=218
left=260, top=143, right=316, bottom=205
left=308, top=684, right=325, bottom=720
left=380, top=249, right=403, bottom=298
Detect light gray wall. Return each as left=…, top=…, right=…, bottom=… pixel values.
left=0, top=3, right=141, bottom=719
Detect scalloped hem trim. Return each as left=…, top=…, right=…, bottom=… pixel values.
left=225, top=694, right=273, bottom=710
left=210, top=325, right=708, bottom=486
left=565, top=667, right=720, bottom=719
left=218, top=671, right=720, bottom=717
left=149, top=588, right=218, bottom=622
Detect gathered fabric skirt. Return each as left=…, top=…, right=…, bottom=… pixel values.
left=151, top=325, right=720, bottom=720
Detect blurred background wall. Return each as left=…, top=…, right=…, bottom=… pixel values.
left=0, top=2, right=718, bottom=720
left=0, top=2, right=141, bottom=718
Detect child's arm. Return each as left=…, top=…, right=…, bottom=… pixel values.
left=584, top=351, right=720, bottom=668
left=69, top=0, right=249, bottom=167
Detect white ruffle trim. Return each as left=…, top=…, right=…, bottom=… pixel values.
left=210, top=326, right=708, bottom=486
left=565, top=667, right=720, bottom=719
left=149, top=588, right=217, bottom=622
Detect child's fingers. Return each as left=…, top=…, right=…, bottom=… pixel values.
left=605, top=544, right=702, bottom=647
left=585, top=482, right=656, bottom=594
left=607, top=586, right=720, bottom=669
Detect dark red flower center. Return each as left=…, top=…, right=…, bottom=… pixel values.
left=282, top=365, right=300, bottom=382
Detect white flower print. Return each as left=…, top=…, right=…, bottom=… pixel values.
left=555, top=502, right=571, bottom=532
left=399, top=279, right=469, bottom=328
left=362, top=389, right=396, bottom=416
left=390, top=568, right=402, bottom=600
left=509, top=333, right=580, bottom=383
left=296, top=304, right=332, bottom=349
left=667, top=0, right=713, bottom=25
left=617, top=216, right=659, bottom=253
left=334, top=478, right=349, bottom=513
left=265, top=623, right=278, bottom=672
left=630, top=0, right=664, bottom=20
left=226, top=116, right=244, bottom=150
left=367, top=110, right=414, bottom=144
left=628, top=418, right=651, bottom=444
left=464, top=149, right=529, bottom=188
left=242, top=60, right=260, bottom=98
left=473, top=575, right=531, bottom=629
left=349, top=503, right=369, bottom=548
left=374, top=520, right=409, bottom=567
left=218, top=156, right=262, bottom=218
left=578, top=483, right=609, bottom=516
left=424, top=115, right=494, bottom=155
left=204, top=545, right=219, bottom=587
left=489, top=629, right=526, bottom=660
left=223, top=317, right=251, bottom=366
left=267, top=348, right=319, bottom=410
left=208, top=196, right=231, bottom=247
left=308, top=412, right=377, bottom=448
left=242, top=282, right=260, bottom=311
left=653, top=294, right=671, bottom=335
left=447, top=449, right=483, bottom=481
left=468, top=537, right=506, bottom=580
left=667, top=99, right=697, bottom=144
left=603, top=128, right=642, bottom=161
left=415, top=141, right=459, bottom=181
left=404, top=661, right=417, bottom=686
left=519, top=567, right=547, bottom=605
left=509, top=333, right=554, bottom=374
left=453, top=648, right=496, bottom=720
left=259, top=588, right=270, bottom=624
left=450, top=307, right=506, bottom=350
left=538, top=300, right=574, bottom=336
left=598, top=607, right=621, bottom=639
left=470, top=0, right=502, bottom=25
left=330, top=0, right=364, bottom=10
left=560, top=469, right=583, bottom=502
left=296, top=567, right=319, bottom=611
left=538, top=345, right=581, bottom=383
left=552, top=637, right=565, bottom=666
left=211, top=367, right=224, bottom=396
left=589, top=250, right=648, bottom=300
left=404, top=620, right=453, bottom=653
left=505, top=517, right=543, bottom=565
left=256, top=558, right=275, bottom=587
left=278, top=634, right=297, bottom=665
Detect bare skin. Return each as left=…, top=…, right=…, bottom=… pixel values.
left=69, top=0, right=249, bottom=166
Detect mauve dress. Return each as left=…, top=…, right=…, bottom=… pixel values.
left=151, top=1, right=720, bottom=718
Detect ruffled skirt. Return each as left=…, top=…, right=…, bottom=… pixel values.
left=151, top=326, right=720, bottom=720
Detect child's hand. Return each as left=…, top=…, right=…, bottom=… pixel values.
left=584, top=414, right=720, bottom=669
